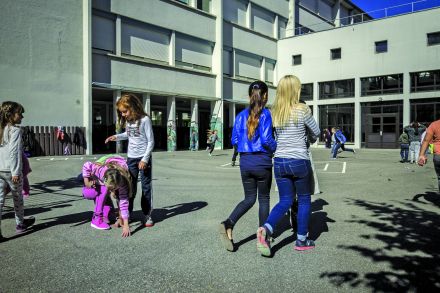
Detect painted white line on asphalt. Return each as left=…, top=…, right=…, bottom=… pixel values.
left=221, top=162, right=232, bottom=167
left=323, top=163, right=329, bottom=171
left=342, top=162, right=347, bottom=173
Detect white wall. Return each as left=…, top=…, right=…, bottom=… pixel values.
left=278, top=8, right=440, bottom=84
left=0, top=0, right=85, bottom=126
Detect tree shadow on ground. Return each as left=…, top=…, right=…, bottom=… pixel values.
left=130, top=201, right=208, bottom=235
left=234, top=198, right=334, bottom=254
left=320, top=197, right=440, bottom=292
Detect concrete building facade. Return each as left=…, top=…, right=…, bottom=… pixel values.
left=0, top=0, right=439, bottom=153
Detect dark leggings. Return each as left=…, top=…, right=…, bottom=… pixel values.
left=227, top=167, right=272, bottom=227
left=433, top=155, right=440, bottom=191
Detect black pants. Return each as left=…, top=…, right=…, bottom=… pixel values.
left=228, top=167, right=272, bottom=227
left=127, top=157, right=152, bottom=216
left=209, top=143, right=215, bottom=154
left=231, top=145, right=238, bottom=162
left=433, top=155, right=440, bottom=192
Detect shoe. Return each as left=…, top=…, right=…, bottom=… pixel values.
left=294, top=238, right=315, bottom=251
left=144, top=216, right=154, bottom=227
left=16, top=216, right=35, bottom=233
left=219, top=222, right=234, bottom=252
left=91, top=216, right=110, bottom=230
left=231, top=161, right=235, bottom=167
left=209, top=153, right=212, bottom=157
left=256, top=227, right=271, bottom=256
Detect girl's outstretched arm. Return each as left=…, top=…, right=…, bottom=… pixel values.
left=121, top=218, right=131, bottom=238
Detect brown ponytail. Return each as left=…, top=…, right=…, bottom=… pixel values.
left=246, top=81, right=268, bottom=140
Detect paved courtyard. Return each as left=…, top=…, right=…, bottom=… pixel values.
left=1, top=148, right=439, bottom=292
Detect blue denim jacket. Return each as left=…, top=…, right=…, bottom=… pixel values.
left=231, top=108, right=276, bottom=154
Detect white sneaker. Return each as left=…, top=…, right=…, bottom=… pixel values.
left=144, top=216, right=154, bottom=227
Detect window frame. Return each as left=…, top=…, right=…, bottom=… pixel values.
left=292, top=54, right=302, bottom=65
left=375, top=40, right=388, bottom=53
left=330, top=48, right=341, bottom=60
left=427, top=31, right=440, bottom=46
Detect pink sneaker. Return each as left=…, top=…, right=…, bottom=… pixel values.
left=256, top=227, right=271, bottom=256
left=91, top=216, right=110, bottom=230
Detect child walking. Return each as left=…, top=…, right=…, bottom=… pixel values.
left=82, top=155, right=131, bottom=237
left=0, top=101, right=35, bottom=241
left=105, top=94, right=155, bottom=227
left=398, top=130, right=409, bottom=163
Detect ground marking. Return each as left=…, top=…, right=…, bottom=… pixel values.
left=221, top=162, right=232, bottom=167
left=342, top=162, right=347, bottom=174
left=323, top=163, right=329, bottom=171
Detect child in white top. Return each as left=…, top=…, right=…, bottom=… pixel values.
left=0, top=101, right=35, bottom=241
left=105, top=94, right=155, bottom=227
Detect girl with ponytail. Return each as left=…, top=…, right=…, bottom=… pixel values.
left=219, top=81, right=276, bottom=252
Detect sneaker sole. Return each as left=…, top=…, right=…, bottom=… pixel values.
left=218, top=224, right=234, bottom=252
left=145, top=223, right=154, bottom=227
left=91, top=223, right=110, bottom=230
left=256, top=227, right=271, bottom=256
left=294, top=245, right=315, bottom=251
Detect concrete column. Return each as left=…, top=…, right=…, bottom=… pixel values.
left=354, top=77, right=361, bottom=148
left=232, top=49, right=236, bottom=78
left=83, top=0, right=92, bottom=155
left=403, top=72, right=411, bottom=126
left=211, top=100, right=224, bottom=149
left=246, top=2, right=252, bottom=29
left=229, top=102, right=236, bottom=127
left=143, top=93, right=151, bottom=116
left=286, top=0, right=296, bottom=37
left=167, top=96, right=176, bottom=151
left=333, top=0, right=341, bottom=27
left=113, top=90, right=123, bottom=153
left=190, top=99, right=199, bottom=150
left=189, top=0, right=196, bottom=8
left=261, top=57, right=266, bottom=82
left=354, top=101, right=361, bottom=149
left=116, top=15, right=121, bottom=56
left=274, top=15, right=279, bottom=39
left=169, top=31, right=176, bottom=66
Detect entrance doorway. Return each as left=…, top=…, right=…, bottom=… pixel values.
left=366, top=114, right=399, bottom=148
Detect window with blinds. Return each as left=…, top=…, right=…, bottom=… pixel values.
left=175, top=34, right=213, bottom=72
left=121, top=19, right=170, bottom=63
left=223, top=49, right=233, bottom=76
left=223, top=0, right=247, bottom=27
left=235, top=52, right=261, bottom=80
left=251, top=5, right=274, bottom=37
left=265, top=60, right=275, bottom=84
left=92, top=14, right=115, bottom=52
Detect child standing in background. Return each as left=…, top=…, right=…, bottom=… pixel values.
left=398, top=130, right=409, bottom=163
left=82, top=155, right=131, bottom=237
left=0, top=101, right=35, bottom=241
left=105, top=94, right=155, bottom=227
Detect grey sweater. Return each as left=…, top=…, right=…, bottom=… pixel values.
left=0, top=125, right=23, bottom=176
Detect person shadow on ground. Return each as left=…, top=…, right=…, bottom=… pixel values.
left=412, top=191, right=440, bottom=208
left=130, top=201, right=208, bottom=235
left=234, top=198, right=334, bottom=255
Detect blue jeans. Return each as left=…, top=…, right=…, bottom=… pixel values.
left=400, top=143, right=409, bottom=161
left=332, top=143, right=354, bottom=158
left=127, top=157, right=152, bottom=216
left=228, top=167, right=272, bottom=227
left=264, top=158, right=312, bottom=239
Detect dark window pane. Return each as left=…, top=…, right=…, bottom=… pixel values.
left=331, top=48, right=341, bottom=60
left=319, top=104, right=354, bottom=142
left=301, top=83, right=313, bottom=101
left=292, top=54, right=302, bottom=65
left=361, top=74, right=403, bottom=96
left=427, top=32, right=440, bottom=46
left=375, top=40, right=388, bottom=53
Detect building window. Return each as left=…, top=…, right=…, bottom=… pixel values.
left=319, top=79, right=355, bottom=99
left=361, top=74, right=403, bottom=96
left=411, top=70, right=440, bottom=92
left=411, top=98, right=440, bottom=126
left=175, top=34, right=213, bottom=72
left=235, top=51, right=262, bottom=80
left=251, top=4, right=275, bottom=37
left=427, top=32, right=440, bottom=46
left=330, top=48, right=341, bottom=60
left=292, top=54, right=302, bottom=65
left=265, top=60, right=275, bottom=85
left=301, top=83, right=313, bottom=101
left=223, top=49, right=233, bottom=77
left=319, top=104, right=355, bottom=143
left=375, top=40, right=388, bottom=53
left=92, top=13, right=115, bottom=53
left=197, top=0, right=211, bottom=13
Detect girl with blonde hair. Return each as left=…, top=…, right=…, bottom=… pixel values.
left=219, top=80, right=276, bottom=252
left=256, top=75, right=320, bottom=256
left=105, top=93, right=155, bottom=227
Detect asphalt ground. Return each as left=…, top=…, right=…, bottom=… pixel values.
left=0, top=148, right=439, bottom=292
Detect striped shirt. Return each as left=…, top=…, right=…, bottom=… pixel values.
left=274, top=105, right=320, bottom=160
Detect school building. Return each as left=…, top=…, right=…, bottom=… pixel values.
left=0, top=0, right=439, bottom=154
